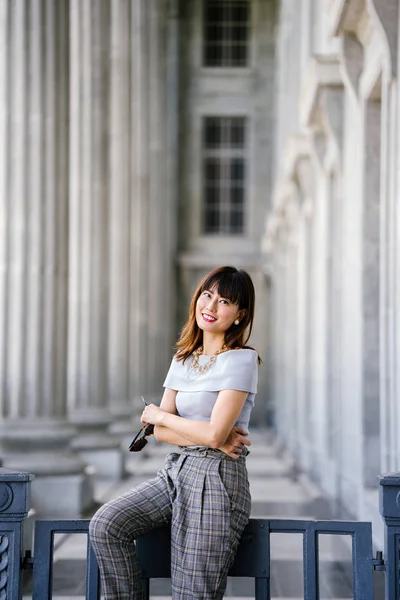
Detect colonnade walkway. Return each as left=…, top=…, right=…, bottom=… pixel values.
left=24, top=430, right=379, bottom=599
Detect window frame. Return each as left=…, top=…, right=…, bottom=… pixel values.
left=201, top=0, right=253, bottom=70
left=201, top=115, right=248, bottom=236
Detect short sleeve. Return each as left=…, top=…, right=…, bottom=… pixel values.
left=163, top=357, right=182, bottom=390
left=217, top=349, right=258, bottom=394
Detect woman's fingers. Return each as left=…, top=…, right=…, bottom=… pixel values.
left=233, top=426, right=248, bottom=435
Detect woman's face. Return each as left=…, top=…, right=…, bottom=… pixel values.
left=195, top=287, right=241, bottom=336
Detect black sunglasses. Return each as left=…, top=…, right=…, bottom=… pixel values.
left=128, top=423, right=154, bottom=452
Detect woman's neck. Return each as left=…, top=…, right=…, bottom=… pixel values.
left=202, top=334, right=226, bottom=356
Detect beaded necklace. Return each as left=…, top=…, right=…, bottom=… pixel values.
left=187, top=345, right=227, bottom=380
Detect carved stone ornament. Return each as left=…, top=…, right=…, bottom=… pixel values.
left=0, top=486, right=13, bottom=513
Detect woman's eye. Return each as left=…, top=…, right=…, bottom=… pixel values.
left=220, top=299, right=229, bottom=305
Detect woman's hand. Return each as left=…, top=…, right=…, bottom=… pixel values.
left=141, top=404, right=165, bottom=426
left=219, top=426, right=251, bottom=460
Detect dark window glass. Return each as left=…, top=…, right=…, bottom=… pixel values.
left=231, top=158, right=245, bottom=181
left=230, top=210, right=244, bottom=232
left=230, top=124, right=245, bottom=148
left=204, top=120, right=222, bottom=148
left=231, top=186, right=244, bottom=206
left=202, top=117, right=247, bottom=235
left=205, top=185, right=220, bottom=206
left=204, top=159, right=221, bottom=181
left=204, top=209, right=220, bottom=232
left=230, top=44, right=247, bottom=66
left=203, top=1, right=250, bottom=67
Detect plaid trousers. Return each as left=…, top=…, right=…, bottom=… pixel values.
left=89, top=448, right=251, bottom=600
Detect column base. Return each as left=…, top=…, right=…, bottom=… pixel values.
left=0, top=420, right=95, bottom=517
left=71, top=434, right=124, bottom=480
left=69, top=409, right=126, bottom=479
left=31, top=467, right=95, bottom=518
left=109, top=416, right=137, bottom=452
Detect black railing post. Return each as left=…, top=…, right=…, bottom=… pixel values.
left=379, top=472, right=400, bottom=600
left=0, top=467, right=34, bottom=599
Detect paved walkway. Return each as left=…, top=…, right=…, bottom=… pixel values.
left=24, top=429, right=382, bottom=599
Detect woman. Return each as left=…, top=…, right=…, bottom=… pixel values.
left=89, top=265, right=259, bottom=600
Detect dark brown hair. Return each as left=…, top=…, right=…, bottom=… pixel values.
left=175, top=266, right=258, bottom=362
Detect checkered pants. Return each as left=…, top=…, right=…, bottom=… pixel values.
left=89, top=448, right=251, bottom=600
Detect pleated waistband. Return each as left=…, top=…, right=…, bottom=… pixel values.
left=178, top=446, right=249, bottom=460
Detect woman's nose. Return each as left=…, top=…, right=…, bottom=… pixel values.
left=206, top=297, right=217, bottom=310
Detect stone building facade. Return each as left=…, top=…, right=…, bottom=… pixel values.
left=2, top=0, right=394, bottom=543
left=263, top=0, right=399, bottom=544
left=0, top=0, right=276, bottom=516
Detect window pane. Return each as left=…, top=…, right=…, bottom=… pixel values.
left=204, top=3, right=224, bottom=23
left=204, top=120, right=222, bottom=149
left=230, top=209, right=244, bottom=233
left=231, top=186, right=244, bottom=206
left=230, top=25, right=248, bottom=43
left=230, top=44, right=247, bottom=66
left=231, top=3, right=249, bottom=23
left=230, top=120, right=245, bottom=148
left=204, top=209, right=220, bottom=233
left=204, top=158, right=221, bottom=180
left=202, top=117, right=247, bottom=235
left=203, top=0, right=250, bottom=67
left=205, top=185, right=220, bottom=206
left=205, top=25, right=223, bottom=43
left=204, top=44, right=224, bottom=66
left=231, top=158, right=245, bottom=181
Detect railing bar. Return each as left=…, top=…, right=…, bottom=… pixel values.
left=269, top=519, right=373, bottom=534
left=352, top=524, right=374, bottom=600
left=383, top=529, right=400, bottom=600
left=142, top=577, right=150, bottom=600
left=255, top=576, right=270, bottom=600
left=86, top=538, right=101, bottom=600
left=303, top=527, right=319, bottom=600
left=32, top=522, right=55, bottom=600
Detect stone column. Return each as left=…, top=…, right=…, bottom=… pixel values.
left=145, top=0, right=176, bottom=399
left=68, top=0, right=122, bottom=478
left=107, top=0, right=135, bottom=439
left=128, top=0, right=150, bottom=412
left=0, top=0, right=92, bottom=516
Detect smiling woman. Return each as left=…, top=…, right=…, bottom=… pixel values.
left=89, top=266, right=259, bottom=600
left=176, top=265, right=256, bottom=361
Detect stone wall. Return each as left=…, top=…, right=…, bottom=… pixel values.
left=263, top=0, right=400, bottom=546
left=177, top=0, right=277, bottom=418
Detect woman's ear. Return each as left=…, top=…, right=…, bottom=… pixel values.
left=238, top=309, right=246, bottom=322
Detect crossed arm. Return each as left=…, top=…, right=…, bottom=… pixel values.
left=141, top=388, right=251, bottom=460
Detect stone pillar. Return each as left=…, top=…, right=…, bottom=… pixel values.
left=0, top=0, right=92, bottom=516
left=68, top=0, right=122, bottom=479
left=128, top=0, right=150, bottom=412
left=127, top=0, right=177, bottom=414
left=107, top=0, right=135, bottom=440
left=145, top=0, right=176, bottom=399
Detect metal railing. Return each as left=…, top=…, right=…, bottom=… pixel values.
left=0, top=467, right=399, bottom=599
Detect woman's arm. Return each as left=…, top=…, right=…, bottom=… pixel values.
left=142, top=388, right=249, bottom=449
left=153, top=388, right=195, bottom=446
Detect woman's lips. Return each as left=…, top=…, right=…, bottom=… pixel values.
left=202, top=313, right=217, bottom=323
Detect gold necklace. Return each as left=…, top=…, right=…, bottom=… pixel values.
left=188, top=345, right=227, bottom=379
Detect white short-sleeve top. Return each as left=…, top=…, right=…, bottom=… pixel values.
left=163, top=348, right=258, bottom=431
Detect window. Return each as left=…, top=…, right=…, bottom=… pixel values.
left=203, top=0, right=251, bottom=67
left=202, top=117, right=247, bottom=235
